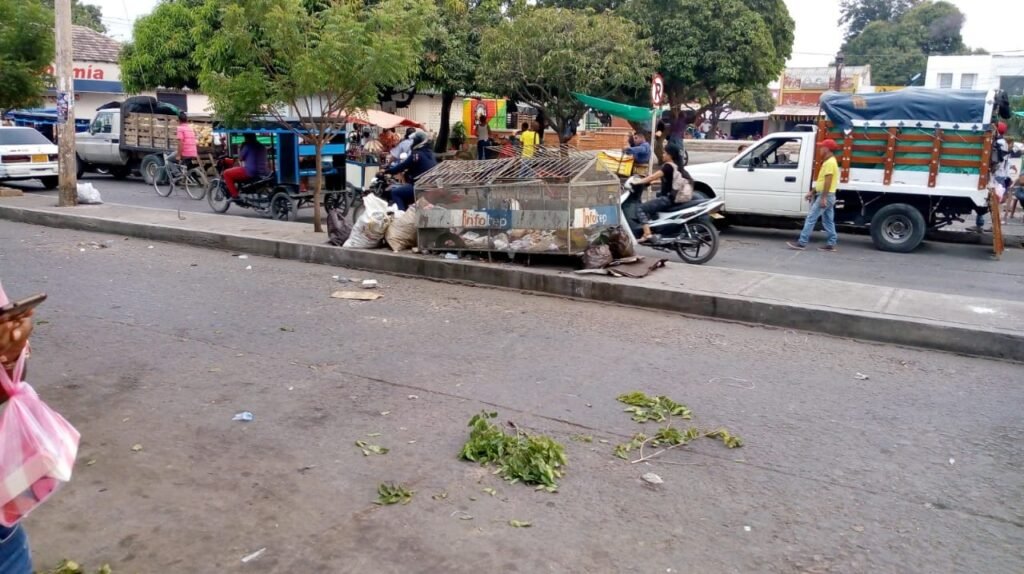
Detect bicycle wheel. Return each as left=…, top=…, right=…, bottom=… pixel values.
left=184, top=167, right=207, bottom=200
left=154, top=165, right=174, bottom=197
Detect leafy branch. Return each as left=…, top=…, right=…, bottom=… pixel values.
left=460, top=412, right=567, bottom=492
left=613, top=392, right=743, bottom=464
left=376, top=482, right=414, bottom=505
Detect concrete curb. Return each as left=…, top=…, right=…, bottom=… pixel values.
left=3, top=203, right=1023, bottom=362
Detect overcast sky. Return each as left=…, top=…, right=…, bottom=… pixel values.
left=93, top=0, right=1023, bottom=65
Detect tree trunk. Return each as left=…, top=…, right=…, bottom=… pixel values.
left=434, top=90, right=456, bottom=154
left=313, top=139, right=324, bottom=233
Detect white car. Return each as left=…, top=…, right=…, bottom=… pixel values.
left=0, top=127, right=60, bottom=189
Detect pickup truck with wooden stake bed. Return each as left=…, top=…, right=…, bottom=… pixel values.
left=75, top=96, right=213, bottom=185
left=686, top=88, right=1012, bottom=253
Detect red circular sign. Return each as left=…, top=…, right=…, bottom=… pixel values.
left=651, top=74, right=665, bottom=107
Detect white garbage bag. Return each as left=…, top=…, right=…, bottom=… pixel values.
left=343, top=194, right=390, bottom=249
left=75, top=183, right=103, bottom=205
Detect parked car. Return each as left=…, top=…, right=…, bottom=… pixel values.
left=0, top=126, right=59, bottom=189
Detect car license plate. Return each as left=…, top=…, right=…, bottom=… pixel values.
left=31, top=154, right=48, bottom=163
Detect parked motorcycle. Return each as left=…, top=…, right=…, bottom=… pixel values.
left=621, top=175, right=724, bottom=265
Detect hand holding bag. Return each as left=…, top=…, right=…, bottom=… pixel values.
left=0, top=351, right=80, bottom=526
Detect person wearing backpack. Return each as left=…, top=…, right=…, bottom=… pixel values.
left=631, top=143, right=693, bottom=242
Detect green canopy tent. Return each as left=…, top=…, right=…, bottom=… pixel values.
left=572, top=92, right=656, bottom=124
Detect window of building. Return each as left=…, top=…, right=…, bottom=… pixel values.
left=937, top=73, right=953, bottom=89
left=960, top=74, right=977, bottom=90
left=1000, top=76, right=1024, bottom=97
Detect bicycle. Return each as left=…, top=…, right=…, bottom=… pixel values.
left=154, top=153, right=208, bottom=200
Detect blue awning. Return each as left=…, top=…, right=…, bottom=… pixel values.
left=45, top=79, right=124, bottom=95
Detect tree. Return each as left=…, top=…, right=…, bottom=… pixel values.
left=478, top=7, right=653, bottom=144
left=839, top=0, right=920, bottom=40
left=197, top=0, right=434, bottom=232
left=843, top=1, right=970, bottom=86
left=41, top=0, right=106, bottom=34
left=419, top=0, right=499, bottom=154
left=0, top=0, right=54, bottom=112
left=120, top=0, right=206, bottom=92
left=626, top=0, right=793, bottom=138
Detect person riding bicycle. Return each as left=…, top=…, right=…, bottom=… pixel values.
left=222, top=133, right=270, bottom=198
left=384, top=131, right=436, bottom=211
left=175, top=112, right=199, bottom=170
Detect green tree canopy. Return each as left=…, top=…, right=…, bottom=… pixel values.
left=0, top=0, right=55, bottom=111
left=120, top=0, right=206, bottom=92
left=839, top=0, right=920, bottom=40
left=197, top=0, right=434, bottom=231
left=478, top=7, right=654, bottom=143
left=40, top=0, right=106, bottom=34
left=627, top=0, right=793, bottom=123
left=843, top=0, right=970, bottom=86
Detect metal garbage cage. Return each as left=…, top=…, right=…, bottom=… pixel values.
left=414, top=148, right=622, bottom=254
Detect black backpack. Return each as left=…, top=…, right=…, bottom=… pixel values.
left=991, top=137, right=1008, bottom=168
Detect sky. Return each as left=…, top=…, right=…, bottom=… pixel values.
left=93, top=0, right=1024, bottom=64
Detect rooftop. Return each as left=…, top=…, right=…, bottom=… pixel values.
left=73, top=25, right=121, bottom=63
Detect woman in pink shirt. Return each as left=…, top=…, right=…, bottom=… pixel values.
left=175, top=112, right=198, bottom=167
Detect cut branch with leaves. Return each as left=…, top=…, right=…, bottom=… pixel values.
left=613, top=392, right=743, bottom=464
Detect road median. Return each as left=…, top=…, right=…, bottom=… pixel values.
left=2, top=194, right=1023, bottom=362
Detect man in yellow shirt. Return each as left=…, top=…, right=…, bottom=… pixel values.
left=788, top=139, right=840, bottom=252
left=520, top=121, right=541, bottom=158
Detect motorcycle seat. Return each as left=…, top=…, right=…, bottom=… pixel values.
left=657, top=199, right=708, bottom=217
left=238, top=173, right=277, bottom=192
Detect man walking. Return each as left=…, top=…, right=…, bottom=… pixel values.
left=788, top=139, right=840, bottom=252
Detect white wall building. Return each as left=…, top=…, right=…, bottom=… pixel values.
left=925, top=55, right=1024, bottom=95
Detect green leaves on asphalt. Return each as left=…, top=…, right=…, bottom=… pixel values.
left=460, top=411, right=567, bottom=491
left=375, top=482, right=414, bottom=505
left=41, top=560, right=112, bottom=574
left=508, top=520, right=532, bottom=528
left=355, top=440, right=389, bottom=456
left=614, top=391, right=743, bottom=462
left=617, top=392, right=692, bottom=423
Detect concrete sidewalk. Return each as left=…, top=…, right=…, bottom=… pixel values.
left=2, top=193, right=1023, bottom=361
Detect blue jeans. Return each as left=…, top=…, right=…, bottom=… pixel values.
left=390, top=183, right=415, bottom=211
left=0, top=525, right=32, bottom=574
left=477, top=139, right=490, bottom=160
left=797, top=193, right=838, bottom=246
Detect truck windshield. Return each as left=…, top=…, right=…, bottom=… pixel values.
left=0, top=128, right=52, bottom=146
left=736, top=138, right=802, bottom=169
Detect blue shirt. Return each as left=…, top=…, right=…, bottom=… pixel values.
left=241, top=143, right=270, bottom=178
left=390, top=138, right=414, bottom=160
left=385, top=147, right=437, bottom=183
left=623, top=141, right=651, bottom=164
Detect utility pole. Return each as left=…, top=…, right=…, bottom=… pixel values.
left=54, top=0, right=77, bottom=206
left=833, top=52, right=845, bottom=92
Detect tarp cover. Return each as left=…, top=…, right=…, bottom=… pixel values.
left=573, top=93, right=654, bottom=124
left=820, top=88, right=989, bottom=128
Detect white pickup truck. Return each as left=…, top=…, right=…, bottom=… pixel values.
left=76, top=96, right=212, bottom=184
left=687, top=89, right=1006, bottom=252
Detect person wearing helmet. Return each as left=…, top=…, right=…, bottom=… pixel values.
left=977, top=121, right=1012, bottom=231
left=384, top=131, right=436, bottom=210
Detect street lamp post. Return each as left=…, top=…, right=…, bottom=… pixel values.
left=834, top=52, right=845, bottom=92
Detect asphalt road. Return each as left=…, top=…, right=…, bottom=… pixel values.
left=16, top=176, right=1024, bottom=302
left=2, top=221, right=1023, bottom=573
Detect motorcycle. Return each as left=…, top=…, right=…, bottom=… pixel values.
left=621, top=175, right=724, bottom=265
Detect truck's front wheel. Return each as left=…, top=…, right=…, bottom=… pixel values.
left=140, top=154, right=165, bottom=186
left=870, top=203, right=926, bottom=253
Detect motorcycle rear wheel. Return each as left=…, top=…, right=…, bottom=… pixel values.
left=674, top=221, right=719, bottom=265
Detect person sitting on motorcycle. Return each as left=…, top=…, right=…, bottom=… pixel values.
left=631, top=143, right=693, bottom=242
left=222, top=133, right=270, bottom=198
left=389, top=127, right=418, bottom=163
left=384, top=131, right=436, bottom=211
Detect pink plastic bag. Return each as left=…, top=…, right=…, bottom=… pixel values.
left=0, top=350, right=80, bottom=526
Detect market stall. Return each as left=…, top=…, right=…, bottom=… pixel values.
left=413, top=152, right=623, bottom=255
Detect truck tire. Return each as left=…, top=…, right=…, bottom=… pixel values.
left=75, top=155, right=85, bottom=179
left=110, top=166, right=131, bottom=180
left=140, top=154, right=165, bottom=186
left=870, top=203, right=926, bottom=253
left=40, top=176, right=59, bottom=190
